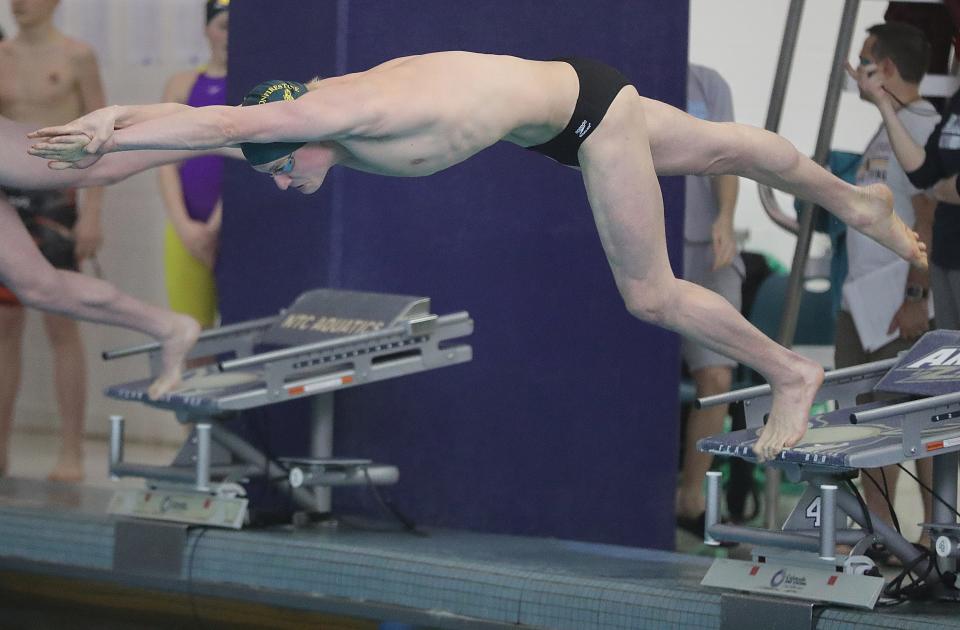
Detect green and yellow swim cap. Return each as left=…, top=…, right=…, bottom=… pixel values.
left=240, top=79, right=308, bottom=166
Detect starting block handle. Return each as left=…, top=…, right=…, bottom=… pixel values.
left=102, top=315, right=278, bottom=361
left=217, top=311, right=466, bottom=372
left=697, top=381, right=770, bottom=409
left=850, top=390, right=960, bottom=424
left=218, top=322, right=411, bottom=371
left=697, top=357, right=897, bottom=410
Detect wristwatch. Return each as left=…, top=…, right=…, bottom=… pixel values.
left=905, top=284, right=929, bottom=303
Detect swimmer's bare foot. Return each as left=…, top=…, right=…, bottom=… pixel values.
left=148, top=314, right=201, bottom=400
left=753, top=357, right=823, bottom=463
left=851, top=183, right=927, bottom=269
left=48, top=451, right=84, bottom=482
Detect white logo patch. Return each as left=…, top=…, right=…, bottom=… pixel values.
left=906, top=347, right=960, bottom=368
left=575, top=120, right=591, bottom=138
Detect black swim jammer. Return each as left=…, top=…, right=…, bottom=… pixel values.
left=526, top=57, right=632, bottom=167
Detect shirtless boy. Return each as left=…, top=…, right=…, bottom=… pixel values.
left=29, top=52, right=928, bottom=461
left=0, top=0, right=118, bottom=479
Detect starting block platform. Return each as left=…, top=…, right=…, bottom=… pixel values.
left=696, top=330, right=960, bottom=612
left=699, top=400, right=960, bottom=469
left=100, top=288, right=472, bottom=529
left=702, top=330, right=960, bottom=468
left=105, top=288, right=470, bottom=412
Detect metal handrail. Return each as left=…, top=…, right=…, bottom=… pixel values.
left=758, top=185, right=800, bottom=234
left=697, top=356, right=896, bottom=409
left=779, top=0, right=858, bottom=348
left=756, top=0, right=805, bottom=236
left=102, top=314, right=278, bottom=360
left=754, top=0, right=861, bottom=529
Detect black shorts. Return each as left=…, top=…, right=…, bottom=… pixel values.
left=0, top=187, right=78, bottom=306
left=526, top=57, right=632, bottom=167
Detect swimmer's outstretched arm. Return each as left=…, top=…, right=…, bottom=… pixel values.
left=2, top=116, right=237, bottom=188
left=28, top=103, right=195, bottom=154
left=30, top=87, right=375, bottom=163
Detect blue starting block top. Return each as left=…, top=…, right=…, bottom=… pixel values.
left=105, top=367, right=269, bottom=412
left=698, top=330, right=960, bottom=468
left=699, top=399, right=960, bottom=469
left=700, top=402, right=882, bottom=468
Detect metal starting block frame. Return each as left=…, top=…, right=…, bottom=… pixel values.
left=102, top=289, right=473, bottom=529
left=695, top=331, right=960, bottom=610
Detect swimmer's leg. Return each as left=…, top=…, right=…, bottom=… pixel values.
left=0, top=199, right=199, bottom=400
left=579, top=89, right=822, bottom=461
left=642, top=97, right=925, bottom=269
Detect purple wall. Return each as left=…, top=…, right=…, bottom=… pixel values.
left=222, top=0, right=688, bottom=549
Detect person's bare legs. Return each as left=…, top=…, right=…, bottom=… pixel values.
left=641, top=98, right=926, bottom=269
left=0, top=200, right=199, bottom=399
left=678, top=365, right=732, bottom=518
left=42, top=313, right=86, bottom=482
left=578, top=88, right=823, bottom=463
left=0, top=305, right=26, bottom=476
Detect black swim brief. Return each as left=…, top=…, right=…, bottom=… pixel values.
left=526, top=57, right=632, bottom=167
left=0, top=187, right=78, bottom=306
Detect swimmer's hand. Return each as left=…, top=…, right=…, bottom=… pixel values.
left=29, top=106, right=119, bottom=150
left=29, top=105, right=123, bottom=169
left=28, top=134, right=103, bottom=169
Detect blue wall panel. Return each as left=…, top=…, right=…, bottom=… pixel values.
left=223, top=0, right=688, bottom=549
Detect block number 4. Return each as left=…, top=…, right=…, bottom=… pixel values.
left=806, top=496, right=821, bottom=527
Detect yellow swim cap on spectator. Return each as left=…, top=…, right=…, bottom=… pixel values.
left=206, top=0, right=229, bottom=24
